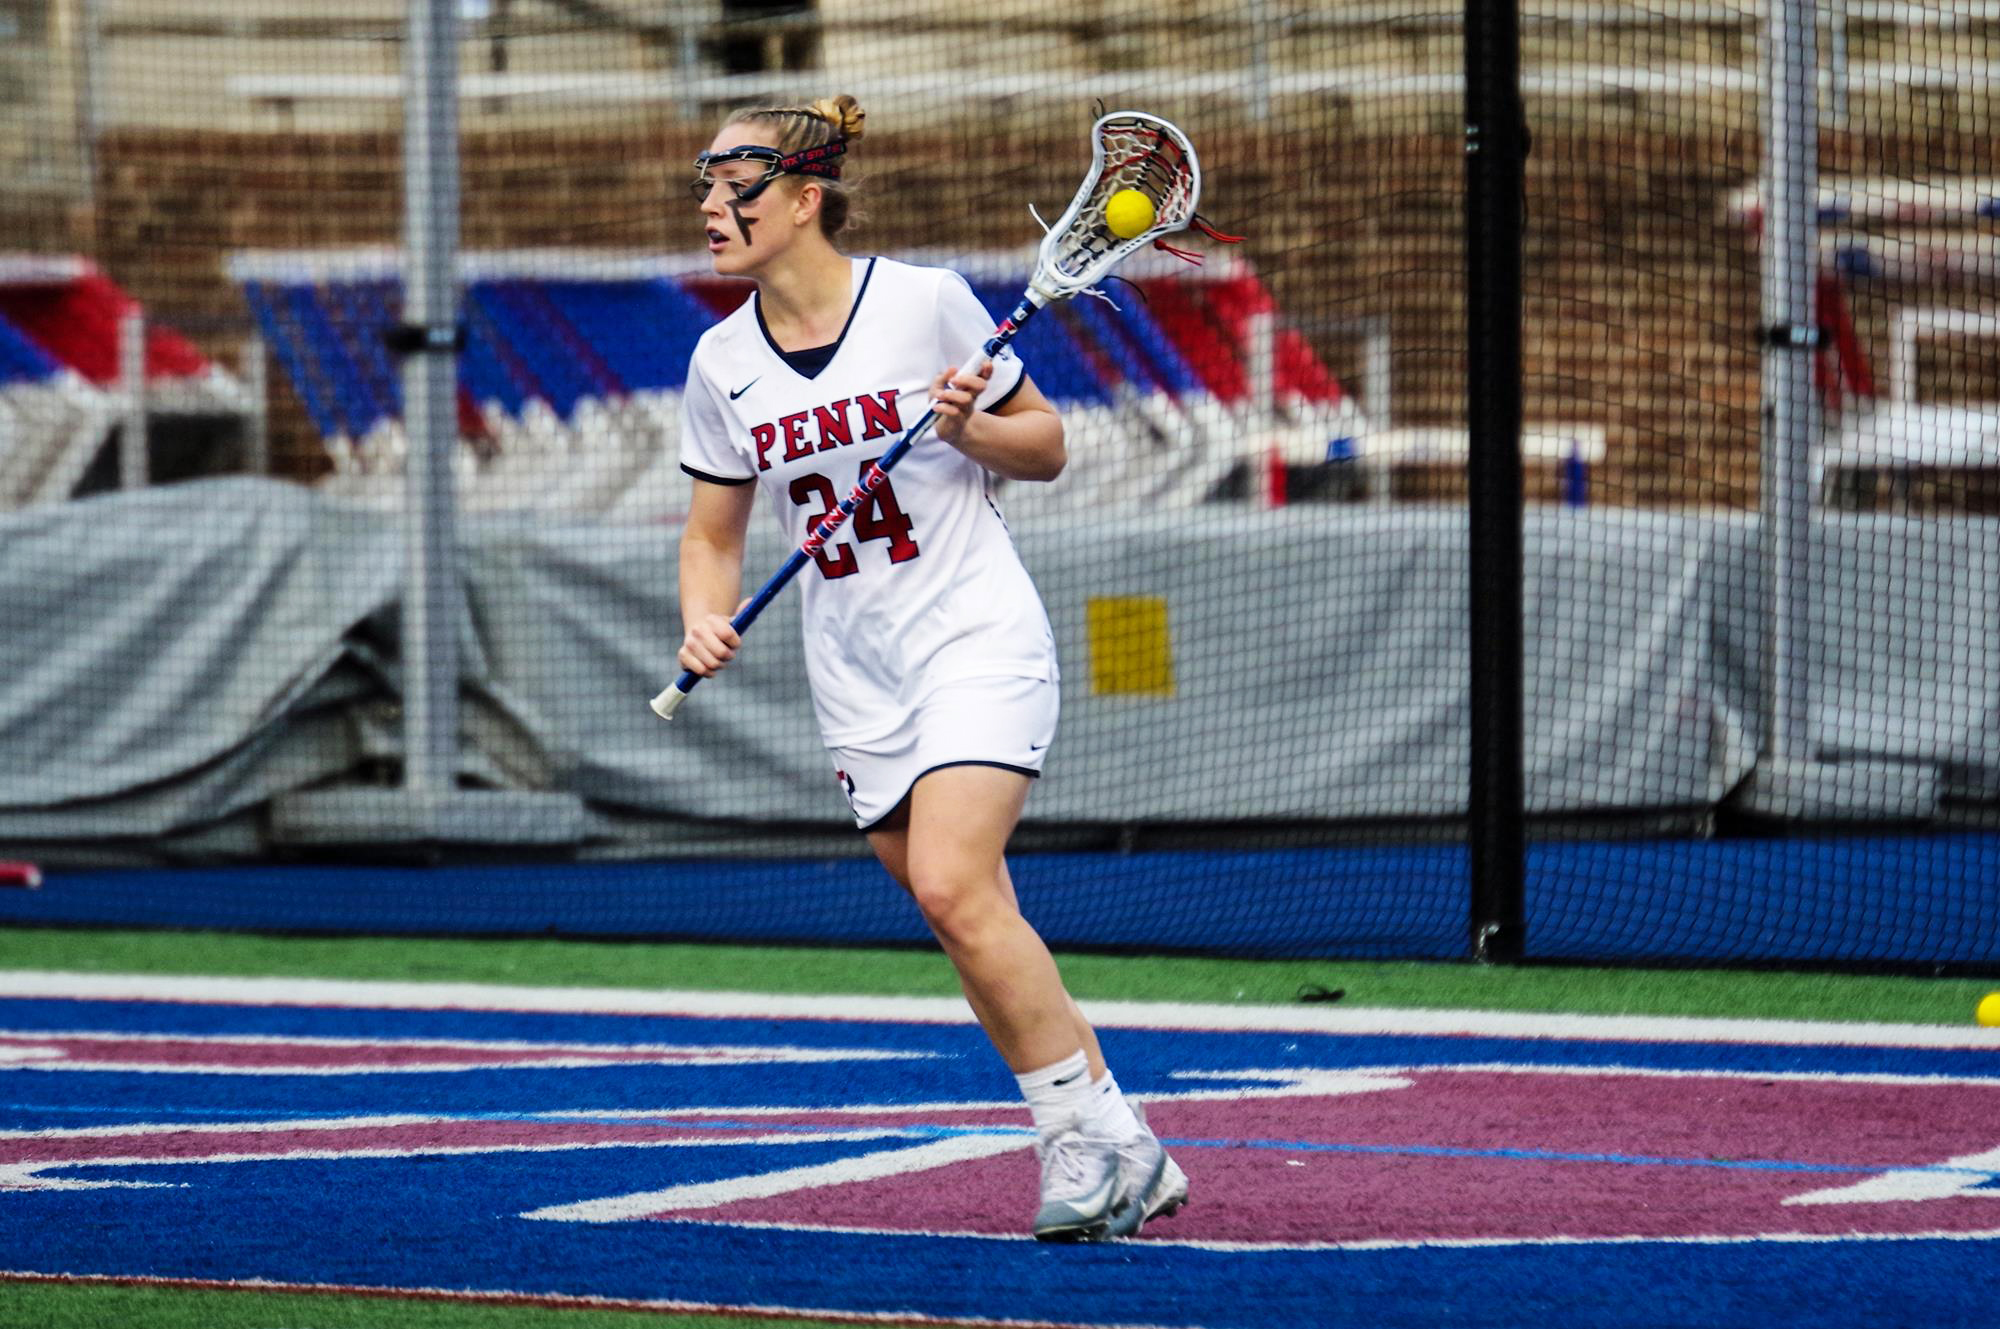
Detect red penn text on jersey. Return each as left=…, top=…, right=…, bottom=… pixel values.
left=749, top=389, right=902, bottom=472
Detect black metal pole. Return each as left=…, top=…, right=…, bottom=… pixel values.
left=1464, top=0, right=1526, bottom=963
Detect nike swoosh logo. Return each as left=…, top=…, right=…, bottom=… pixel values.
left=729, top=378, right=760, bottom=400
left=1029, top=742, right=1048, bottom=752
left=1051, top=1072, right=1082, bottom=1085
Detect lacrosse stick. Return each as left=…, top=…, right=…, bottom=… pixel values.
left=652, top=110, right=1235, bottom=720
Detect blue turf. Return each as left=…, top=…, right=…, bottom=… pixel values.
left=2, top=834, right=1995, bottom=966
left=7, top=1149, right=1993, bottom=1327
left=0, top=998, right=1994, bottom=1328
left=0, top=1000, right=1994, bottom=1136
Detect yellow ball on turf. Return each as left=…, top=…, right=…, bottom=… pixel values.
left=1104, top=189, right=1157, bottom=241
left=1978, top=992, right=2000, bottom=1027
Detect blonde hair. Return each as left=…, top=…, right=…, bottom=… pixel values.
left=720, top=94, right=867, bottom=237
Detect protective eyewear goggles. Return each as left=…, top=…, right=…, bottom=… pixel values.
left=689, top=139, right=845, bottom=206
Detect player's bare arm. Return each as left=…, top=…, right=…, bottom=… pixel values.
left=929, top=362, right=1065, bottom=482
left=678, top=478, right=757, bottom=677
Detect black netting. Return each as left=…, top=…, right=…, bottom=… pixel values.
left=0, top=0, right=1991, bottom=968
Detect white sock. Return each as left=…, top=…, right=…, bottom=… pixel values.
left=1016, top=1050, right=1094, bottom=1135
left=1085, top=1069, right=1147, bottom=1142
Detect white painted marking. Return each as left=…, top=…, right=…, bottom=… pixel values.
left=517, top=1066, right=2000, bottom=1230
left=4, top=1058, right=883, bottom=1078
left=1785, top=1145, right=2000, bottom=1206
left=523, top=1132, right=1030, bottom=1222
left=0, top=1128, right=909, bottom=1193
left=1163, top=1068, right=1414, bottom=1096
left=649, top=1215, right=2000, bottom=1253
left=523, top=1071, right=1409, bottom=1225
left=1303, top=1062, right=2000, bottom=1090
left=0, top=1028, right=927, bottom=1075
left=0, top=1045, right=62, bottom=1063
left=531, top=1069, right=1412, bottom=1119
left=538, top=1100, right=1032, bottom=1118
left=1, top=1028, right=925, bottom=1057
left=0, top=1270, right=1157, bottom=1329
left=7, top=1063, right=1988, bottom=1214
left=0, top=1164, right=178, bottom=1193
left=0, top=1113, right=449, bottom=1142
left=2, top=969, right=1996, bottom=1049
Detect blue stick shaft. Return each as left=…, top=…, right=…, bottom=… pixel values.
left=663, top=304, right=1035, bottom=711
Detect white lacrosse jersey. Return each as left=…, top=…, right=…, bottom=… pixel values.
left=680, top=256, right=1059, bottom=747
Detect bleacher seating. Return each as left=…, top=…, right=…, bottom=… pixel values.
left=0, top=257, right=245, bottom=508
left=1726, top=182, right=2000, bottom=509
left=238, top=266, right=712, bottom=515
left=0, top=312, right=115, bottom=508
left=230, top=250, right=1374, bottom=520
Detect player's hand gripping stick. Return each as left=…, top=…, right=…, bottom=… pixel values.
left=651, top=304, right=1039, bottom=720
left=651, top=110, right=1227, bottom=720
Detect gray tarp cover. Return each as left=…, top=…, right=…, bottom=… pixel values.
left=1, top=478, right=1992, bottom=845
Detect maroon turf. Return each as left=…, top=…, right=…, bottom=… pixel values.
left=651, top=1071, right=2000, bottom=1244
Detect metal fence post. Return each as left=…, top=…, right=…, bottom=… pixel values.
left=402, top=0, right=463, bottom=800
left=1760, top=0, right=1819, bottom=769
left=1465, top=0, right=1526, bottom=962
left=118, top=308, right=147, bottom=490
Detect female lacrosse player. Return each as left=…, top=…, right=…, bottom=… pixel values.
left=674, top=95, right=1185, bottom=1241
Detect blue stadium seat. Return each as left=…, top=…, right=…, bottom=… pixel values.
left=1100, top=291, right=1205, bottom=397
left=544, top=279, right=715, bottom=392
left=1071, top=292, right=1205, bottom=397
left=284, top=284, right=387, bottom=438
left=467, top=282, right=598, bottom=420
left=0, top=314, right=61, bottom=385
left=967, top=282, right=1114, bottom=406
left=1061, top=297, right=1154, bottom=392
left=242, top=263, right=1252, bottom=461
left=324, top=280, right=403, bottom=422
left=458, top=294, right=534, bottom=417
left=242, top=283, right=341, bottom=439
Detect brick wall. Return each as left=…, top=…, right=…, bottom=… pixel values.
left=6, top=121, right=1989, bottom=504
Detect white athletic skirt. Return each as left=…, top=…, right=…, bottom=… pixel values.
left=826, top=675, right=1060, bottom=829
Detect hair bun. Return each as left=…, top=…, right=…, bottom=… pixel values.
left=810, top=95, right=866, bottom=141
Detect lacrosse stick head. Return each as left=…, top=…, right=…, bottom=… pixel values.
left=1029, top=111, right=1202, bottom=306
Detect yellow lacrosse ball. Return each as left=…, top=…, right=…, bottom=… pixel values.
left=1104, top=189, right=1157, bottom=240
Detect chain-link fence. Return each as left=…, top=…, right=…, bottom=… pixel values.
left=0, top=0, right=1992, bottom=966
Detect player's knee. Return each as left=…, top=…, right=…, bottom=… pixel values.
left=907, top=870, right=1005, bottom=946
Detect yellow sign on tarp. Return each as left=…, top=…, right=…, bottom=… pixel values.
left=1085, top=595, right=1176, bottom=697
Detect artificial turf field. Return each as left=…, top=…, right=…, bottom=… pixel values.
left=1, top=925, right=1996, bottom=1329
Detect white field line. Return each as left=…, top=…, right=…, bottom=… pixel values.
left=0, top=1071, right=1411, bottom=1196
left=0, top=1270, right=1152, bottom=1329
left=5, top=1046, right=1975, bottom=1150
left=7, top=1059, right=1988, bottom=1198
left=662, top=1216, right=2000, bottom=1253
left=2, top=969, right=1998, bottom=1049
left=519, top=1071, right=1414, bottom=1223
left=1182, top=1063, right=2000, bottom=1089
left=1785, top=1145, right=2000, bottom=1206
left=0, top=1113, right=479, bottom=1141
left=0, top=1027, right=926, bottom=1058
left=522, top=1133, right=1031, bottom=1222
left=533, top=1070, right=1414, bottom=1118
left=0, top=1027, right=929, bottom=1075
left=0, top=1128, right=911, bottom=1193
left=0, top=1059, right=844, bottom=1077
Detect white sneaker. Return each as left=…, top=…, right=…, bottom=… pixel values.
left=1031, top=1125, right=1124, bottom=1241
left=1104, top=1111, right=1189, bottom=1238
